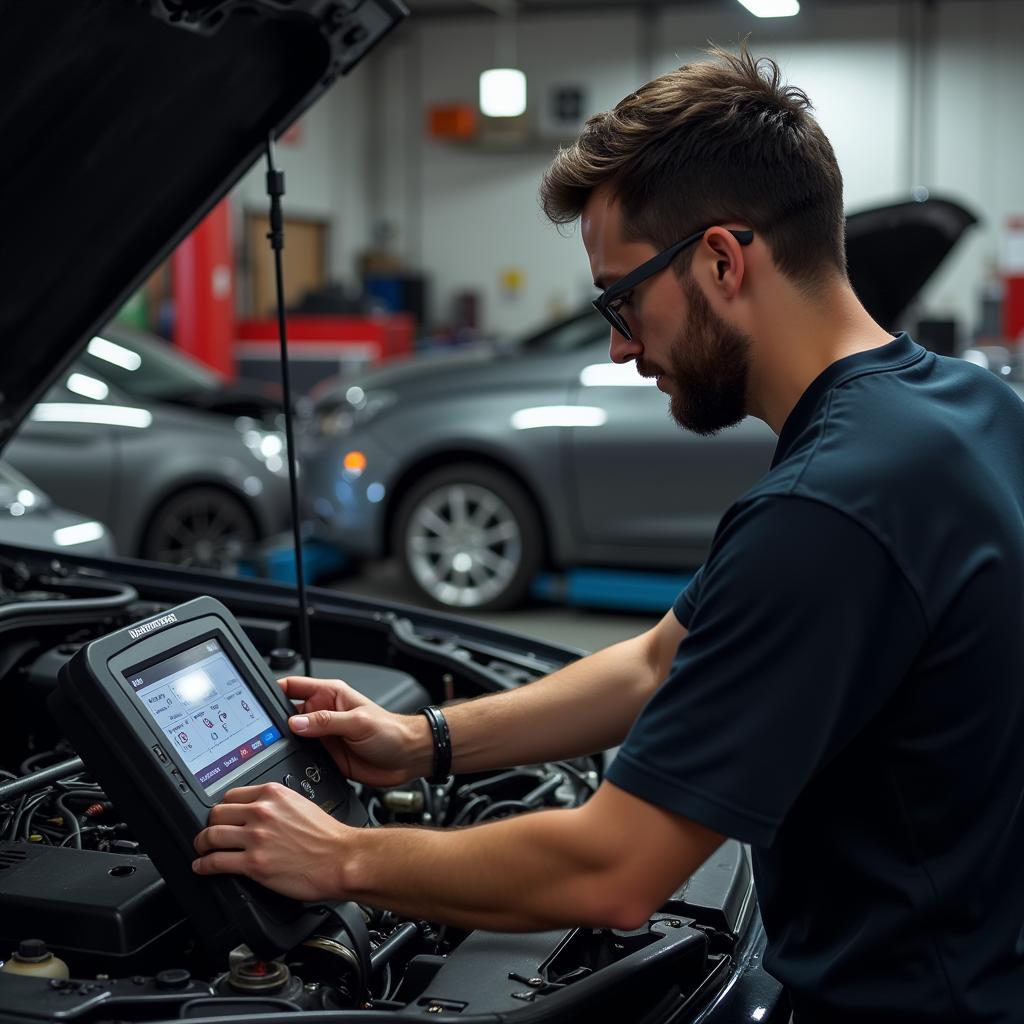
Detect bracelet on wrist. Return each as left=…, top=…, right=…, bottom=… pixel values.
left=420, top=705, right=452, bottom=784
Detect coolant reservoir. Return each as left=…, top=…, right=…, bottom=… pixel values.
left=0, top=939, right=70, bottom=979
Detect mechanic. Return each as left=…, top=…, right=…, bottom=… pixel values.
left=193, top=45, right=1024, bottom=1022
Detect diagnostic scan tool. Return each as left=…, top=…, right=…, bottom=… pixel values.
left=50, top=596, right=367, bottom=958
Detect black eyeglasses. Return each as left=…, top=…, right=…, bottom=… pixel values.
left=592, top=228, right=754, bottom=340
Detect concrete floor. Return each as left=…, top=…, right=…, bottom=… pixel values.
left=328, top=558, right=663, bottom=653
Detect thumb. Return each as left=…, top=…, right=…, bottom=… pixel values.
left=289, top=708, right=366, bottom=739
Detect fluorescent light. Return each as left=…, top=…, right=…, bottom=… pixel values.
left=580, top=363, right=658, bottom=387
left=87, top=336, right=142, bottom=371
left=511, top=406, right=607, bottom=430
left=479, top=68, right=527, bottom=118
left=735, top=0, right=799, bottom=16
left=53, top=521, right=106, bottom=547
left=16, top=490, right=36, bottom=507
left=67, top=373, right=110, bottom=401
left=31, top=403, right=153, bottom=429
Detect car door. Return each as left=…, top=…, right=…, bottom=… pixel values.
left=565, top=339, right=776, bottom=566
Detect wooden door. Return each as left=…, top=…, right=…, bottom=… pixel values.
left=244, top=214, right=328, bottom=317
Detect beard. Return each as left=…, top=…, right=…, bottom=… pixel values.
left=638, top=275, right=752, bottom=436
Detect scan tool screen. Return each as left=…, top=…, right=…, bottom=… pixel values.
left=125, top=638, right=283, bottom=794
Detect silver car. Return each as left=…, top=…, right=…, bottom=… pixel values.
left=304, top=309, right=776, bottom=610
left=305, top=198, right=979, bottom=611
left=0, top=460, right=114, bottom=557
left=6, top=334, right=292, bottom=569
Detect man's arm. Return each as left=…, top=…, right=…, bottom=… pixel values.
left=193, top=777, right=722, bottom=932
left=442, top=608, right=686, bottom=774
left=285, top=609, right=687, bottom=781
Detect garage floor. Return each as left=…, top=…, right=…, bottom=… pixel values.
left=329, top=558, right=661, bottom=653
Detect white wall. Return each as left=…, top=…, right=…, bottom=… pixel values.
left=230, top=62, right=372, bottom=305
left=239, top=1, right=1024, bottom=342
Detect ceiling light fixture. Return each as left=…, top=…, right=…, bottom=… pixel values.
left=735, top=0, right=800, bottom=17
left=479, top=1, right=526, bottom=118
left=479, top=68, right=527, bottom=118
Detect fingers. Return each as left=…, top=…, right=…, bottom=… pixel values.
left=194, top=823, right=247, bottom=856
left=192, top=850, right=248, bottom=876
left=278, top=676, right=361, bottom=703
left=217, top=784, right=274, bottom=805
left=289, top=706, right=370, bottom=739
left=207, top=802, right=254, bottom=826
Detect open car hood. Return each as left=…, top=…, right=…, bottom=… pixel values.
left=0, top=0, right=405, bottom=448
left=846, top=197, right=978, bottom=329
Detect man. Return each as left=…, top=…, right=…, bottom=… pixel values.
left=194, top=46, right=1024, bottom=1021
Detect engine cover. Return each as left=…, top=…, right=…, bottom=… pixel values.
left=0, top=842, right=185, bottom=975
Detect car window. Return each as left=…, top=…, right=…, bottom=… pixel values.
left=79, top=330, right=222, bottom=400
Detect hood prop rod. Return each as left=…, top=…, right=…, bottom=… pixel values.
left=264, top=135, right=312, bottom=678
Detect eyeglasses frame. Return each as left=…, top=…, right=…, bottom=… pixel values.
left=592, top=227, right=754, bottom=341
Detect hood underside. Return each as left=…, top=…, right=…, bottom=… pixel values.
left=845, top=197, right=978, bottom=329
left=0, top=0, right=405, bottom=443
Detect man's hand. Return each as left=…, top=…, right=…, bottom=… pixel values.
left=278, top=675, right=430, bottom=787
left=192, top=783, right=350, bottom=901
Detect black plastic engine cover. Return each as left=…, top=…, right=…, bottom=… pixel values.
left=0, top=842, right=186, bottom=973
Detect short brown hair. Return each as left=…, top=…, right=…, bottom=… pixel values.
left=540, top=43, right=846, bottom=287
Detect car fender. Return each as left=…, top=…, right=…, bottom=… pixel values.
left=370, top=392, right=577, bottom=564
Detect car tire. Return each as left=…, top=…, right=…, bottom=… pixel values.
left=141, top=486, right=258, bottom=570
left=393, top=464, right=543, bottom=611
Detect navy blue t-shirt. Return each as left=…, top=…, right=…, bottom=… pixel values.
left=607, top=334, right=1024, bottom=1022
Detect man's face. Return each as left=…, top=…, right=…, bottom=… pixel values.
left=582, top=187, right=752, bottom=436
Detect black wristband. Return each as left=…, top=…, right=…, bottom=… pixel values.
left=420, top=705, right=452, bottom=784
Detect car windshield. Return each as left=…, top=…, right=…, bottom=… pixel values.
left=518, top=308, right=606, bottom=354
left=79, top=329, right=223, bottom=401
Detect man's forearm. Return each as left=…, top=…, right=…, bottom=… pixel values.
left=416, top=613, right=684, bottom=776
left=341, top=807, right=619, bottom=932
left=332, top=780, right=721, bottom=933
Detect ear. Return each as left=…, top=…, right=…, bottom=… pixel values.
left=697, top=227, right=747, bottom=301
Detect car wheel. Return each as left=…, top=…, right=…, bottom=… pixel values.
left=141, top=486, right=258, bottom=570
left=394, top=464, right=543, bottom=611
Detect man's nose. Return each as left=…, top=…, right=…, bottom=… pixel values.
left=609, top=326, right=642, bottom=364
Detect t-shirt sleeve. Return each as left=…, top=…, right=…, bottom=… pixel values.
left=607, top=495, right=927, bottom=848
left=673, top=566, right=704, bottom=628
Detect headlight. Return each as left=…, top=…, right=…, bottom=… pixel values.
left=311, top=389, right=396, bottom=438
left=236, top=419, right=289, bottom=475
left=0, top=487, right=42, bottom=517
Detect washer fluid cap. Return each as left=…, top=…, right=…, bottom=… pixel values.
left=1, top=940, right=69, bottom=979
left=16, top=939, right=49, bottom=962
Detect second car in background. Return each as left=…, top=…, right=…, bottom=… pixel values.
left=6, top=331, right=292, bottom=569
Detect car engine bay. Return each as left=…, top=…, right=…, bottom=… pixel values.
left=0, top=551, right=762, bottom=1023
